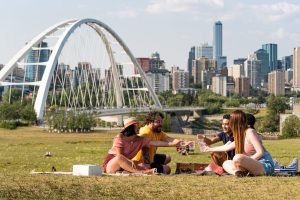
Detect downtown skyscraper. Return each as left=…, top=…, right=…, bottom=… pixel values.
left=262, top=43, right=278, bottom=72
left=213, top=21, right=226, bottom=70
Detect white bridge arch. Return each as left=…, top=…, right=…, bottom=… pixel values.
left=0, top=18, right=162, bottom=119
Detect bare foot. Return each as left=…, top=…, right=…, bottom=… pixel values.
left=143, top=168, right=157, bottom=175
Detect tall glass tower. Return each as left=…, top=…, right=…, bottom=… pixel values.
left=255, top=49, right=269, bottom=82
left=262, top=43, right=278, bottom=71
left=187, top=46, right=196, bottom=77
left=25, top=42, right=49, bottom=82
left=213, top=21, right=224, bottom=70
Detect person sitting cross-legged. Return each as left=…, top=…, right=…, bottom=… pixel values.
left=203, top=110, right=275, bottom=177
left=132, top=111, right=181, bottom=174
left=102, top=117, right=179, bottom=174
left=197, top=114, right=235, bottom=170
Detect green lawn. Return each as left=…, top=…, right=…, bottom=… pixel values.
left=0, top=127, right=300, bottom=199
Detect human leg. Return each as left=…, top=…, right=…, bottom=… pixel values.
left=222, top=160, right=239, bottom=175
left=152, top=154, right=171, bottom=174
left=150, top=163, right=171, bottom=174
left=154, top=154, right=171, bottom=165
left=106, top=154, right=155, bottom=174
left=233, top=154, right=265, bottom=176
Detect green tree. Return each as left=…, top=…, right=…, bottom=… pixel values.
left=281, top=115, right=300, bottom=138
left=259, top=95, right=289, bottom=132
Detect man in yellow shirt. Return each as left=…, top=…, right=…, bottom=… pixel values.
left=133, top=111, right=181, bottom=174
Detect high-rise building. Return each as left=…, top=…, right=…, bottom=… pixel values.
left=255, top=49, right=269, bottom=81
left=146, top=70, right=170, bottom=94
left=136, top=52, right=165, bottom=73
left=196, top=43, right=213, bottom=59
left=244, top=54, right=261, bottom=89
left=293, top=47, right=300, bottom=91
left=136, top=58, right=150, bottom=73
left=171, top=66, right=189, bottom=92
left=192, top=57, right=216, bottom=86
left=268, top=71, right=285, bottom=96
left=235, top=77, right=250, bottom=97
left=213, top=21, right=222, bottom=61
left=25, top=42, right=49, bottom=82
left=233, top=58, right=247, bottom=66
left=187, top=44, right=213, bottom=78
left=137, top=52, right=170, bottom=94
left=227, top=64, right=244, bottom=79
left=262, top=43, right=278, bottom=71
left=285, top=68, right=293, bottom=84
left=187, top=47, right=195, bottom=77
left=213, top=21, right=226, bottom=70
left=212, top=75, right=227, bottom=97
left=282, top=55, right=293, bottom=70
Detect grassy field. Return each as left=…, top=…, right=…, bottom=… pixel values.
left=0, top=127, right=300, bottom=199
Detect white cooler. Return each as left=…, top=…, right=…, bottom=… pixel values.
left=72, top=164, right=102, bottom=176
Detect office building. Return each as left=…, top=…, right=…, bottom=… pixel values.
left=213, top=21, right=226, bottom=70
left=244, top=54, right=261, bottom=89
left=282, top=55, right=293, bottom=70
left=233, top=58, right=247, bottom=66
left=255, top=49, right=269, bottom=81
left=293, top=47, right=300, bottom=91
left=268, top=71, right=285, bottom=96
left=171, top=66, right=189, bottom=92
left=187, top=44, right=213, bottom=78
left=212, top=75, right=227, bottom=97
left=192, top=57, right=216, bottom=86
left=227, top=64, right=244, bottom=79
left=235, top=77, right=250, bottom=97
left=146, top=70, right=170, bottom=94
left=262, top=43, right=278, bottom=71
left=25, top=42, right=49, bottom=82
left=285, top=68, right=293, bottom=84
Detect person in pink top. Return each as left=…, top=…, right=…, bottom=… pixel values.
left=103, top=117, right=180, bottom=174
left=203, top=110, right=274, bottom=176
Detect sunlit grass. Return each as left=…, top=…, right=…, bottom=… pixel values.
left=0, top=127, right=299, bottom=199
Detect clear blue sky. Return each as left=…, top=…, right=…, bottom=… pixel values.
left=0, top=0, right=300, bottom=70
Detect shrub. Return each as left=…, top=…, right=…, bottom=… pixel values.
left=0, top=120, right=18, bottom=129
left=281, top=115, right=300, bottom=138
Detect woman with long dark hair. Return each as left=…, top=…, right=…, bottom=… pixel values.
left=203, top=110, right=274, bottom=176
left=103, top=117, right=179, bottom=174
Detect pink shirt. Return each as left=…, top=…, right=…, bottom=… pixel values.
left=108, top=135, right=151, bottom=159
left=243, top=129, right=263, bottom=156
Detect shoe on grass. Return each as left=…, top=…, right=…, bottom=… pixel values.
left=235, top=171, right=249, bottom=177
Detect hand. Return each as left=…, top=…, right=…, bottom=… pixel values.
left=197, top=134, right=205, bottom=140
left=202, top=145, right=210, bottom=152
left=170, top=140, right=182, bottom=147
left=184, top=141, right=194, bottom=146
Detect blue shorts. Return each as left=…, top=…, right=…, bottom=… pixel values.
left=259, top=151, right=274, bottom=176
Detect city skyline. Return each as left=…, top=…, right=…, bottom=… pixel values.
left=0, top=0, right=300, bottom=70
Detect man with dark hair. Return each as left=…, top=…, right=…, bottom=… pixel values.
left=133, top=111, right=181, bottom=174
left=197, top=114, right=235, bottom=167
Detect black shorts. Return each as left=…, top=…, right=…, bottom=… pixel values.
left=150, top=154, right=167, bottom=173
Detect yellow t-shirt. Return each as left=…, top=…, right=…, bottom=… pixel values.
left=132, top=125, right=168, bottom=163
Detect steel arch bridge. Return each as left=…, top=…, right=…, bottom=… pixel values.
left=0, top=18, right=162, bottom=119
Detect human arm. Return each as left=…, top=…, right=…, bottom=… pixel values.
left=197, top=134, right=220, bottom=145
left=148, top=139, right=180, bottom=147
left=246, top=129, right=264, bottom=160
left=203, top=141, right=235, bottom=152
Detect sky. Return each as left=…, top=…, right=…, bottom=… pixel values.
left=1, top=0, right=300, bottom=70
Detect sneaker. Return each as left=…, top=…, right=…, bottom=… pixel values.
left=235, top=170, right=249, bottom=177
left=275, top=158, right=298, bottom=172
left=273, top=160, right=281, bottom=170
left=285, top=158, right=298, bottom=171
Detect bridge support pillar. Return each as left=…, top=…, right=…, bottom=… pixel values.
left=117, top=115, right=123, bottom=127
left=193, top=110, right=202, bottom=118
